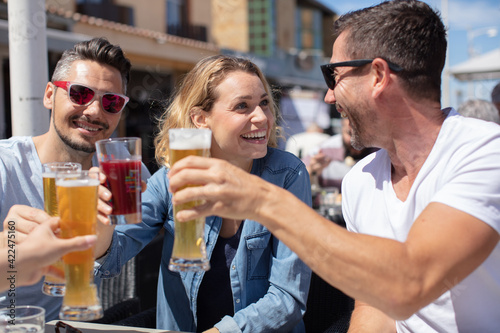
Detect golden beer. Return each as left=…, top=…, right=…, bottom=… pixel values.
left=42, top=162, right=81, bottom=295
left=43, top=176, right=59, bottom=217
left=56, top=171, right=103, bottom=320
left=42, top=176, right=65, bottom=285
left=168, top=129, right=211, bottom=272
left=170, top=149, right=210, bottom=260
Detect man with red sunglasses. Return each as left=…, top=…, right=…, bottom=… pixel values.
left=0, top=37, right=150, bottom=321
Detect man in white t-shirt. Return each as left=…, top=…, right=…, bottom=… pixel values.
left=166, top=1, right=500, bottom=332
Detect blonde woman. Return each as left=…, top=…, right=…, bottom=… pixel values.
left=96, top=55, right=312, bottom=332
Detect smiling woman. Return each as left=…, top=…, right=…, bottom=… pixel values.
left=95, top=55, right=313, bottom=333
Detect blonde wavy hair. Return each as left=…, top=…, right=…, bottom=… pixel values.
left=155, top=54, right=283, bottom=167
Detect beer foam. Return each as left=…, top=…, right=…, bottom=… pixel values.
left=56, top=178, right=100, bottom=187
left=42, top=172, right=57, bottom=179
left=170, top=136, right=211, bottom=150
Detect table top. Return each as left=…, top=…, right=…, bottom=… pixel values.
left=46, top=320, right=186, bottom=333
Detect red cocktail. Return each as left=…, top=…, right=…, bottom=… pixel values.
left=100, top=159, right=141, bottom=218
left=96, top=137, right=142, bottom=224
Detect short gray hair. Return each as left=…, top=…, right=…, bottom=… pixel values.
left=457, top=99, right=500, bottom=124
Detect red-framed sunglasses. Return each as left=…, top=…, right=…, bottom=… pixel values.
left=53, top=81, right=130, bottom=114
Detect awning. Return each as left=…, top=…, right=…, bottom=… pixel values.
left=450, top=48, right=500, bottom=81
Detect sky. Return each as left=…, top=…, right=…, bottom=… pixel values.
left=316, top=0, right=500, bottom=108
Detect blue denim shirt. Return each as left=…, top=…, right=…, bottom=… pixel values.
left=96, top=148, right=312, bottom=332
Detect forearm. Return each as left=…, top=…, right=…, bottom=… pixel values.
left=252, top=184, right=443, bottom=319
left=95, top=223, right=114, bottom=259
left=348, top=301, right=396, bottom=333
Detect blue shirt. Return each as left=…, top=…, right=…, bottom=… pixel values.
left=0, top=136, right=151, bottom=321
left=96, top=148, right=312, bottom=333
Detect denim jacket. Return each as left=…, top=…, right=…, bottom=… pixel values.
left=96, top=148, right=312, bottom=332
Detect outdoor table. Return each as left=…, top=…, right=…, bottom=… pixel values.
left=46, top=320, right=187, bottom=333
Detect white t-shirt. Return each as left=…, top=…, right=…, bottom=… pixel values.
left=342, top=109, right=500, bottom=332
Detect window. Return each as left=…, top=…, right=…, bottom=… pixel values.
left=296, top=7, right=322, bottom=50
left=166, top=0, right=187, bottom=35
left=248, top=0, right=275, bottom=56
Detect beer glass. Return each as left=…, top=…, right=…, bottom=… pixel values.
left=168, top=128, right=211, bottom=272
left=0, top=305, right=45, bottom=333
left=41, top=162, right=82, bottom=297
left=95, top=137, right=142, bottom=224
left=56, top=170, right=103, bottom=321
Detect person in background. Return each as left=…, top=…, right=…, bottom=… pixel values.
left=0, top=205, right=97, bottom=293
left=95, top=55, right=312, bottom=333
left=491, top=81, right=500, bottom=115
left=304, top=118, right=377, bottom=191
left=167, top=1, right=500, bottom=332
left=285, top=123, right=330, bottom=159
left=0, top=37, right=150, bottom=320
left=457, top=99, right=500, bottom=124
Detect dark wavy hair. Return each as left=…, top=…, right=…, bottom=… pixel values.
left=51, top=37, right=131, bottom=93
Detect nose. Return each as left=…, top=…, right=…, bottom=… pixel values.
left=324, top=88, right=336, bottom=105
left=82, top=97, right=104, bottom=117
left=251, top=105, right=268, bottom=124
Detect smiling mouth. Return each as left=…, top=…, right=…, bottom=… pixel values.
left=71, top=115, right=108, bottom=133
left=241, top=130, right=267, bottom=141
left=75, top=121, right=101, bottom=132
left=335, top=104, right=348, bottom=118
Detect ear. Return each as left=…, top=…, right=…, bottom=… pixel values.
left=190, top=107, right=209, bottom=129
left=43, top=82, right=55, bottom=110
left=370, top=58, right=391, bottom=99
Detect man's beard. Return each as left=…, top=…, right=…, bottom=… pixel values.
left=340, top=104, right=365, bottom=151
left=53, top=114, right=107, bottom=154
left=349, top=128, right=365, bottom=151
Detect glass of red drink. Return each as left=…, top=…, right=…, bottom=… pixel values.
left=95, top=137, right=142, bottom=224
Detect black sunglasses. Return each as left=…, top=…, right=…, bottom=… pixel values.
left=53, top=81, right=129, bottom=114
left=320, top=59, right=403, bottom=90
left=55, top=321, right=83, bottom=333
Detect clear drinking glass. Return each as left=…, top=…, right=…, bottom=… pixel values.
left=56, top=170, right=103, bottom=321
left=168, top=128, right=211, bottom=272
left=0, top=305, right=45, bottom=332
left=95, top=137, right=142, bottom=225
left=41, top=162, right=82, bottom=297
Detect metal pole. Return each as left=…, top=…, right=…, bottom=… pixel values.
left=8, top=0, right=50, bottom=136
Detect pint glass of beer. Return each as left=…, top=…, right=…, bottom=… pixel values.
left=168, top=128, right=211, bottom=272
left=42, top=162, right=81, bottom=297
left=95, top=137, right=142, bottom=225
left=56, top=170, right=103, bottom=321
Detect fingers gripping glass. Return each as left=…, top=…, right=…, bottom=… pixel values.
left=53, top=81, right=129, bottom=114
left=320, top=59, right=403, bottom=90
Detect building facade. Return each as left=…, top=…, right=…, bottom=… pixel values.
left=0, top=0, right=337, bottom=170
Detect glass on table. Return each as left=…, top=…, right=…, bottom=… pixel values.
left=56, top=170, right=103, bottom=321
left=0, top=305, right=45, bottom=332
left=95, top=137, right=142, bottom=225
left=42, top=162, right=82, bottom=297
left=168, top=128, right=211, bottom=272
